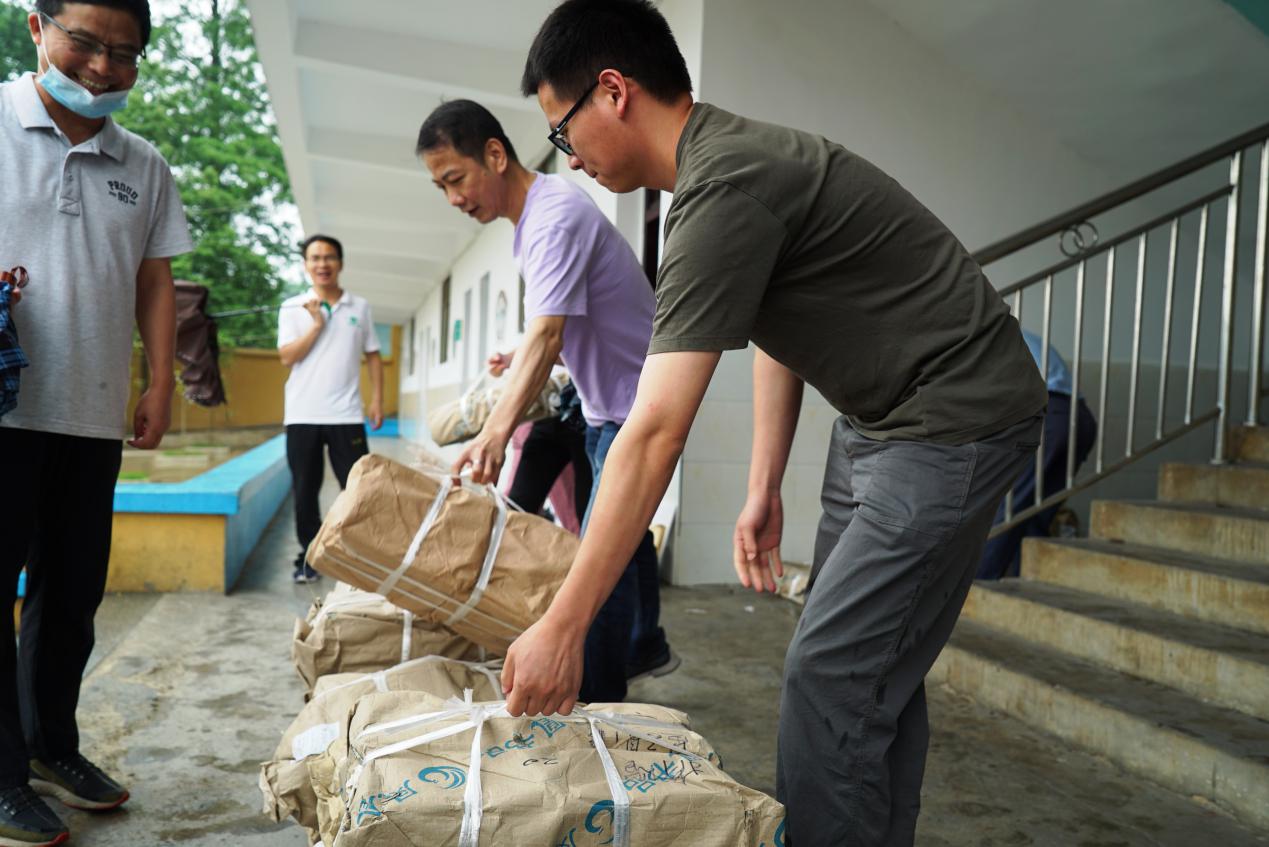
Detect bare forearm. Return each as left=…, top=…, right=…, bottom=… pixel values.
left=546, top=421, right=683, bottom=634
left=483, top=330, right=560, bottom=441
left=136, top=272, right=176, bottom=390
left=369, top=354, right=384, bottom=402
left=279, top=323, right=322, bottom=367
left=748, top=348, right=803, bottom=494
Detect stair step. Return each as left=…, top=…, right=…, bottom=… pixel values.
left=1021, top=537, right=1269, bottom=635
left=1233, top=426, right=1269, bottom=463
left=932, top=620, right=1269, bottom=831
left=963, top=579, right=1269, bottom=719
left=1159, top=461, right=1269, bottom=511
left=1092, top=500, right=1269, bottom=565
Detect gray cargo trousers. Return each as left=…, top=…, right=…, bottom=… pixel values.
left=777, top=414, right=1042, bottom=846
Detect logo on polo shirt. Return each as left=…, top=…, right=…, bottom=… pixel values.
left=349, top=316, right=359, bottom=326
left=106, top=179, right=139, bottom=207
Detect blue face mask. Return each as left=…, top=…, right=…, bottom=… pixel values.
left=37, top=25, right=132, bottom=120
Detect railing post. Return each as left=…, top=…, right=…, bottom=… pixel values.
left=1037, top=275, right=1052, bottom=509
left=1186, top=206, right=1210, bottom=425
left=1215, top=152, right=1242, bottom=464
left=1126, top=234, right=1148, bottom=457
left=1068, top=261, right=1087, bottom=487
left=1248, top=141, right=1268, bottom=426
left=1096, top=249, right=1115, bottom=473
left=1157, top=219, right=1179, bottom=439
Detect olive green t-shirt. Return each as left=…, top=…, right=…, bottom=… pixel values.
left=651, top=103, right=1047, bottom=444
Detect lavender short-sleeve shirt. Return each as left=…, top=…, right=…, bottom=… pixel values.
left=514, top=175, right=653, bottom=426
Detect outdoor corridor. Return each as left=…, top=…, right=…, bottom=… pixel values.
left=50, top=439, right=1266, bottom=846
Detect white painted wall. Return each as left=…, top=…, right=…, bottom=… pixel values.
left=403, top=217, right=520, bottom=458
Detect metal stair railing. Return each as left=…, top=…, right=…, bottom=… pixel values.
left=975, top=122, right=1269, bottom=535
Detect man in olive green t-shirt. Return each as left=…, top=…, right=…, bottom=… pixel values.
left=502, top=3, right=1047, bottom=846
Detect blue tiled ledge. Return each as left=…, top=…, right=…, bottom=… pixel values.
left=113, top=433, right=288, bottom=515
left=372, top=416, right=400, bottom=438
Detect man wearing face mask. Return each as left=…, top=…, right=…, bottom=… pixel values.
left=0, top=1, right=191, bottom=844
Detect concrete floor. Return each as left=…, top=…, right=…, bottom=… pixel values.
left=54, top=437, right=1268, bottom=846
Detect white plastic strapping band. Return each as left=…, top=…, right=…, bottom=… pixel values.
left=587, top=717, right=630, bottom=847
left=350, top=695, right=703, bottom=847
left=376, top=476, right=454, bottom=598
left=400, top=611, right=414, bottom=663
left=443, top=484, right=508, bottom=627
left=311, top=589, right=391, bottom=625
left=310, top=655, right=503, bottom=704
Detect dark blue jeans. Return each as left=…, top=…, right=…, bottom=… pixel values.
left=977, top=393, right=1098, bottom=579
left=578, top=422, right=668, bottom=704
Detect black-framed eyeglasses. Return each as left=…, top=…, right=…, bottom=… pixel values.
left=547, top=82, right=598, bottom=157
left=40, top=14, right=144, bottom=69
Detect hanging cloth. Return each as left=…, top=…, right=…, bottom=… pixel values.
left=174, top=280, right=227, bottom=407
left=0, top=267, right=30, bottom=420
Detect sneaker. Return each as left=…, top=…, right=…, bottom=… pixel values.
left=29, top=754, right=128, bottom=812
left=292, top=562, right=322, bottom=584
left=626, top=647, right=681, bottom=683
left=0, top=785, right=68, bottom=846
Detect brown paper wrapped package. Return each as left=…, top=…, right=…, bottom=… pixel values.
left=427, top=371, right=569, bottom=446
left=308, top=455, right=579, bottom=655
left=259, top=657, right=502, bottom=844
left=292, top=583, right=491, bottom=695
left=309, top=691, right=785, bottom=847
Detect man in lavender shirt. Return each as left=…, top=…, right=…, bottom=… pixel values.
left=417, top=99, right=676, bottom=702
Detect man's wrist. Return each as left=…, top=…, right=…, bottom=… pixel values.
left=483, top=417, right=514, bottom=444
left=542, top=601, right=591, bottom=641
left=748, top=477, right=782, bottom=496
left=147, top=371, right=176, bottom=393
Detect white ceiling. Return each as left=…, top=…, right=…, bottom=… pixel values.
left=248, top=0, right=1269, bottom=325
left=874, top=0, right=1269, bottom=179
left=245, top=0, right=561, bottom=323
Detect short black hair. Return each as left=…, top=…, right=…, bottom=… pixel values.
left=36, top=0, right=152, bottom=47
left=416, top=100, right=519, bottom=164
left=521, top=0, right=692, bottom=104
left=300, top=234, right=343, bottom=261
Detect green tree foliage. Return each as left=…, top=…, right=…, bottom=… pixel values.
left=0, top=4, right=29, bottom=82
left=0, top=0, right=299, bottom=346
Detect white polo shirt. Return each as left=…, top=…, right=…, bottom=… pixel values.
left=0, top=73, right=193, bottom=439
left=278, top=289, right=380, bottom=425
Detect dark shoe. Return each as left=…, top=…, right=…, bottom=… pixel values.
left=0, top=784, right=69, bottom=845
left=626, top=647, right=681, bottom=683
left=292, top=562, right=322, bottom=584
left=29, top=754, right=128, bottom=812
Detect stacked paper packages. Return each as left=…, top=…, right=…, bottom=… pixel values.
left=260, top=657, right=502, bottom=845
left=292, top=583, right=491, bottom=695
left=308, top=454, right=579, bottom=655
left=308, top=691, right=786, bottom=847
left=427, top=371, right=569, bottom=446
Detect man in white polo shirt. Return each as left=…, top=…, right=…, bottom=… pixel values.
left=0, top=1, right=192, bottom=843
left=278, top=234, right=384, bottom=584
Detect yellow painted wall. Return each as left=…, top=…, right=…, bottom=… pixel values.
left=106, top=513, right=227, bottom=592
left=126, top=326, right=401, bottom=430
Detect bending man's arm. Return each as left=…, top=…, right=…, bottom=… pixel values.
left=501, top=349, right=721, bottom=717
left=130, top=257, right=177, bottom=449
left=453, top=314, right=566, bottom=483
left=733, top=347, right=804, bottom=592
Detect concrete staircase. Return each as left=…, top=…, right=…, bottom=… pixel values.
left=932, top=425, right=1269, bottom=833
